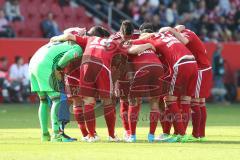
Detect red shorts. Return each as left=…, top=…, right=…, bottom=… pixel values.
left=129, top=53, right=167, bottom=98
left=115, top=78, right=130, bottom=99
left=195, top=67, right=213, bottom=98
left=169, top=61, right=198, bottom=97
left=64, top=68, right=81, bottom=98
left=64, top=59, right=82, bottom=98
left=79, top=63, right=112, bottom=98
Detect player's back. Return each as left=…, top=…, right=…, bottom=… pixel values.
left=150, top=32, right=193, bottom=67
left=83, top=36, right=127, bottom=68
left=30, top=41, right=80, bottom=68
left=181, top=29, right=210, bottom=68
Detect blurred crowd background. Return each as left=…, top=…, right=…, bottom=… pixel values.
left=0, top=0, right=240, bottom=41
left=105, top=0, right=240, bottom=42
left=0, top=0, right=240, bottom=103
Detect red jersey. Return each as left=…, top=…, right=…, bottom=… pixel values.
left=133, top=32, right=194, bottom=68
left=75, top=36, right=128, bottom=69
left=181, top=29, right=211, bottom=68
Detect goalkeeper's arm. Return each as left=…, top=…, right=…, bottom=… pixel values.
left=57, top=46, right=83, bottom=70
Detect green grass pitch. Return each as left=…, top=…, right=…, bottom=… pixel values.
left=0, top=103, right=240, bottom=160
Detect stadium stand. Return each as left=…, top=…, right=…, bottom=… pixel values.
left=0, top=0, right=96, bottom=37
left=1, top=0, right=239, bottom=41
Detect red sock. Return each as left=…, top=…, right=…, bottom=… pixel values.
left=163, top=108, right=172, bottom=134
left=120, top=100, right=129, bottom=132
left=84, top=104, right=96, bottom=137
left=73, top=106, right=89, bottom=137
left=104, top=104, right=116, bottom=138
left=128, top=103, right=140, bottom=135
left=167, top=102, right=185, bottom=135
left=199, top=104, right=207, bottom=137
left=191, top=104, right=201, bottom=138
left=149, top=111, right=160, bottom=135
left=181, top=103, right=191, bottom=132
left=159, top=111, right=165, bottom=132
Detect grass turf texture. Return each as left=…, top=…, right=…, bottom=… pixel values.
left=0, top=103, right=240, bottom=160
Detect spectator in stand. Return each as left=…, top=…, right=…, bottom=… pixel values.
left=0, top=8, right=15, bottom=37
left=165, top=1, right=178, bottom=26
left=4, top=0, right=23, bottom=22
left=212, top=43, right=227, bottom=103
left=234, top=9, right=240, bottom=40
left=114, top=0, right=240, bottom=42
left=9, top=56, right=25, bottom=102
left=177, top=0, right=193, bottom=15
left=0, top=57, right=10, bottom=103
left=21, top=57, right=30, bottom=102
left=41, top=12, right=61, bottom=38
left=219, top=0, right=231, bottom=15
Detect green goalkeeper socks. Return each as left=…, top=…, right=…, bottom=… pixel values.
left=51, top=99, right=61, bottom=134
left=38, top=100, right=49, bottom=134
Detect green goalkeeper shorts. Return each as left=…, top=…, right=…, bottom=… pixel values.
left=30, top=69, right=61, bottom=93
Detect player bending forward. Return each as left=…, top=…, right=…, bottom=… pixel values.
left=51, top=26, right=155, bottom=142
left=159, top=25, right=212, bottom=142
left=133, top=26, right=198, bottom=143
left=29, top=40, right=82, bottom=142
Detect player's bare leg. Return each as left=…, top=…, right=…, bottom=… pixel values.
left=72, top=97, right=89, bottom=141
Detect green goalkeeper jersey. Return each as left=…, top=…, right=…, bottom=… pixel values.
left=29, top=41, right=82, bottom=92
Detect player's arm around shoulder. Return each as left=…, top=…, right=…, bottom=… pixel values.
left=57, top=45, right=83, bottom=69
left=71, top=43, right=83, bottom=56
left=159, top=26, right=189, bottom=45
left=50, top=33, right=76, bottom=42
left=128, top=43, right=156, bottom=55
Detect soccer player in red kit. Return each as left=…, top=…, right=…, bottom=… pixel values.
left=164, top=25, right=213, bottom=141
left=133, top=30, right=198, bottom=143
left=62, top=27, right=101, bottom=142
left=110, top=20, right=142, bottom=142
left=129, top=29, right=167, bottom=142
left=52, top=26, right=155, bottom=142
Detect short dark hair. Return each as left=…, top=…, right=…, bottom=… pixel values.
left=101, top=27, right=110, bottom=38
left=139, top=23, right=154, bottom=33
left=87, top=26, right=106, bottom=37
left=15, top=56, right=22, bottom=63
left=120, top=20, right=134, bottom=36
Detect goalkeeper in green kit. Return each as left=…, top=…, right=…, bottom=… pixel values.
left=29, top=40, right=82, bottom=142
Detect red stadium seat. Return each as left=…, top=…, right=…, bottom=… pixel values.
left=26, top=6, right=40, bottom=20
left=62, top=7, right=74, bottom=22
left=16, top=1, right=95, bottom=37
left=0, top=0, right=5, bottom=6
left=74, top=7, right=86, bottom=20
left=51, top=4, right=62, bottom=15
left=62, top=21, right=75, bottom=30
left=39, top=3, right=51, bottom=19
left=10, top=21, right=26, bottom=37
left=22, top=22, right=42, bottom=38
